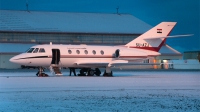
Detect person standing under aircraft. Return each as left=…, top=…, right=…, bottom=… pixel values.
left=69, top=67, right=76, bottom=76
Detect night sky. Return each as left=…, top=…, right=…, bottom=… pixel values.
left=0, top=0, right=199, bottom=52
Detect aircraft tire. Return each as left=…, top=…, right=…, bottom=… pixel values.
left=94, top=68, right=101, bottom=76
left=88, top=69, right=94, bottom=76
left=37, top=73, right=48, bottom=77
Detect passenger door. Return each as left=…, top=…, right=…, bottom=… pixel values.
left=51, top=49, right=60, bottom=65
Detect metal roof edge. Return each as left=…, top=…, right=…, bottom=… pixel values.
left=0, top=52, right=21, bottom=55
left=0, top=9, right=133, bottom=16
left=184, top=51, right=200, bottom=53
left=0, top=30, right=141, bottom=35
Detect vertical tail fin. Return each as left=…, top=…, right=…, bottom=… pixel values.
left=125, top=22, right=177, bottom=52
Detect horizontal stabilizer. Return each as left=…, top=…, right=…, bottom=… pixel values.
left=143, top=34, right=193, bottom=40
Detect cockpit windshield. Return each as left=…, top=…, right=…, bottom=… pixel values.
left=26, top=48, right=45, bottom=53
left=33, top=48, right=39, bottom=53
left=25, top=48, right=30, bottom=53
left=27, top=48, right=35, bottom=53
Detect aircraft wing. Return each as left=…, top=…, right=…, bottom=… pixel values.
left=75, top=60, right=161, bottom=67
left=110, top=60, right=161, bottom=66
left=75, top=61, right=109, bottom=67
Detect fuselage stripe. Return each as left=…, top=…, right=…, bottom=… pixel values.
left=14, top=55, right=147, bottom=60
left=15, top=56, right=49, bottom=60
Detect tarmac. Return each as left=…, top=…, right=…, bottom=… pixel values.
left=0, top=69, right=199, bottom=112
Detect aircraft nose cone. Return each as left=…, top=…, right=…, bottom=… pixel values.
left=9, top=57, right=17, bottom=63
left=9, top=54, right=27, bottom=65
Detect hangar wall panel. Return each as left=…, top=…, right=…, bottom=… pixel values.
left=0, top=55, right=20, bottom=69
left=0, top=32, right=138, bottom=45
left=184, top=52, right=200, bottom=59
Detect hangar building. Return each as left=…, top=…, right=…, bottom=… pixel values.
left=0, top=10, right=152, bottom=44
left=0, top=10, right=181, bottom=69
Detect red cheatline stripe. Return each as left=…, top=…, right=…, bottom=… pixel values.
left=48, top=55, right=147, bottom=58
left=60, top=55, right=113, bottom=58
left=157, top=29, right=162, bottom=30
left=119, top=56, right=147, bottom=58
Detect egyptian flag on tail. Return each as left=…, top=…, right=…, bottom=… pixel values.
left=157, top=29, right=162, bottom=33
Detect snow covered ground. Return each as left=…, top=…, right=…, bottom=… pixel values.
left=0, top=70, right=200, bottom=112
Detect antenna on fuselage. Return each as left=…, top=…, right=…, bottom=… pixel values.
left=26, top=1, right=29, bottom=12
left=50, top=42, right=52, bottom=45
left=116, top=6, right=119, bottom=14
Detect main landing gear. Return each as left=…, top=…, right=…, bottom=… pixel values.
left=75, top=67, right=113, bottom=77
left=36, top=67, right=49, bottom=77
left=78, top=68, right=101, bottom=76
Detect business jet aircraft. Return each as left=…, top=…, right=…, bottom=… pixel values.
left=9, top=22, right=189, bottom=77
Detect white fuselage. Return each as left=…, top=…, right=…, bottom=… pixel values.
left=10, top=44, right=160, bottom=68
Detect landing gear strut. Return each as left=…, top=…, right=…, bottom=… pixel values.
left=36, top=67, right=48, bottom=77
left=103, top=71, right=113, bottom=77
left=103, top=67, right=113, bottom=77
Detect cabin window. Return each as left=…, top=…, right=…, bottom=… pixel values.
left=27, top=48, right=35, bottom=53
left=33, top=48, right=39, bottom=53
left=39, top=48, right=45, bottom=53
left=68, top=50, right=72, bottom=54
left=92, top=50, right=96, bottom=55
left=76, top=50, right=80, bottom=54
left=100, top=50, right=104, bottom=55
left=84, top=50, right=88, bottom=54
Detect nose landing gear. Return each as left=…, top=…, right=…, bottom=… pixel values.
left=36, top=67, right=49, bottom=77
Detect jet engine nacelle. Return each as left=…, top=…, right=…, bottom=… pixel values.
left=116, top=48, right=147, bottom=60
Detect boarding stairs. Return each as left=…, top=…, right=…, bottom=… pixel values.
left=50, top=64, right=62, bottom=76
